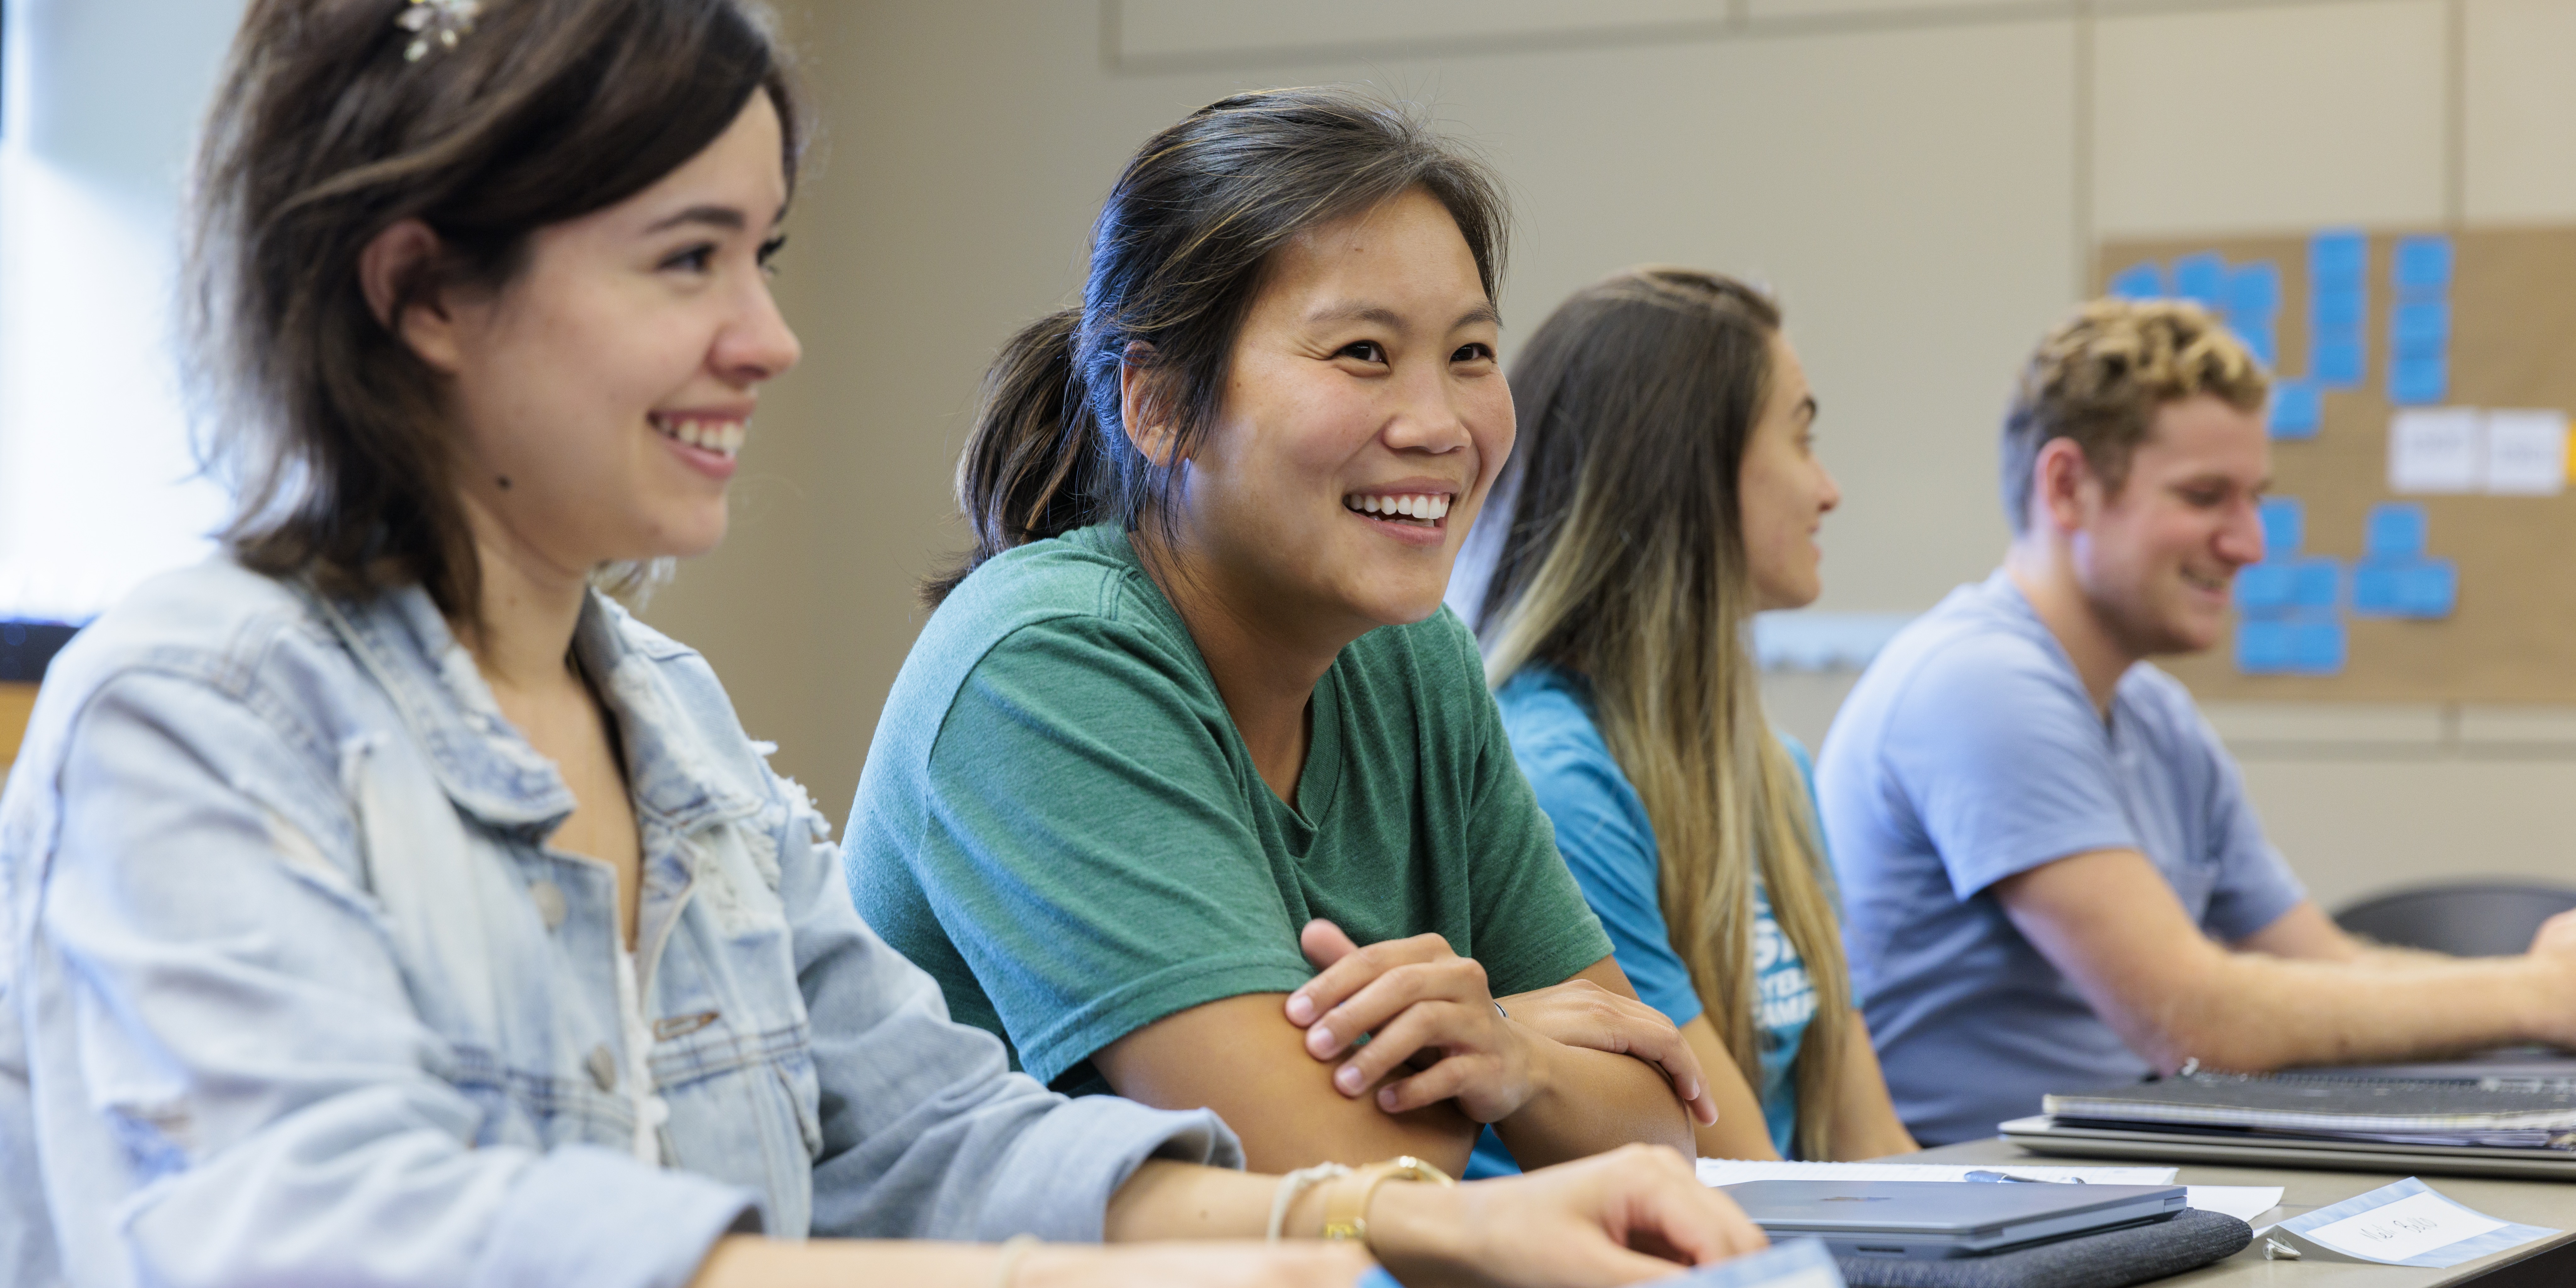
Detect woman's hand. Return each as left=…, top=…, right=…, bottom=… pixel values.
left=1286, top=920, right=1545, bottom=1121
left=1368, top=1144, right=1769, bottom=1286
left=1496, top=980, right=1719, bottom=1127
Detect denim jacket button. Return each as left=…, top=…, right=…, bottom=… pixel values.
left=529, top=880, right=566, bottom=930
left=587, top=1044, right=617, bottom=1092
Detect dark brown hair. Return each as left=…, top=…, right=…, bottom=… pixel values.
left=1999, top=298, right=2266, bottom=534
left=190, top=0, right=802, bottom=623
left=928, top=86, right=1508, bottom=605
left=1474, top=268, right=1851, bottom=1160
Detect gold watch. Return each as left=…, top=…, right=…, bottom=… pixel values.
left=1319, top=1155, right=1457, bottom=1245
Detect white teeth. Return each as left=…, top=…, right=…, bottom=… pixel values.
left=1341, top=492, right=1453, bottom=523
left=653, top=417, right=747, bottom=458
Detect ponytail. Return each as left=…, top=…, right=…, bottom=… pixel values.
left=926, top=308, right=1102, bottom=605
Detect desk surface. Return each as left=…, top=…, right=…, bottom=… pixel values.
left=1913, top=1138, right=2573, bottom=1285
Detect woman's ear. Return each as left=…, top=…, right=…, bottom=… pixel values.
left=1119, top=343, right=1181, bottom=467
left=358, top=218, right=465, bottom=375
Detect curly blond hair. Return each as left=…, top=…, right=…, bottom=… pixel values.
left=2001, top=298, right=2268, bottom=533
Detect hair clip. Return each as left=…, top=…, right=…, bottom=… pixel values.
left=397, top=0, right=482, bottom=62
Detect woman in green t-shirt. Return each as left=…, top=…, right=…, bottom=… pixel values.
left=845, top=88, right=1719, bottom=1181
left=1461, top=267, right=1918, bottom=1162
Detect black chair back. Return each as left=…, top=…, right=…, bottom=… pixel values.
left=2333, top=880, right=2576, bottom=958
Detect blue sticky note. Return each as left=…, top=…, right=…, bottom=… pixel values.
left=2289, top=557, right=2340, bottom=610
left=2227, top=262, right=2282, bottom=319
left=2237, top=619, right=2295, bottom=672
left=2314, top=336, right=2366, bottom=387
left=2390, top=354, right=2449, bottom=405
left=2402, top=559, right=2458, bottom=617
left=2394, top=235, right=2454, bottom=295
left=2353, top=562, right=2404, bottom=614
left=2392, top=299, right=2451, bottom=358
left=2235, top=563, right=2295, bottom=612
left=2173, top=253, right=2227, bottom=308
left=2259, top=497, right=2304, bottom=557
left=2310, top=229, right=2368, bottom=291
left=2313, top=288, right=2366, bottom=330
left=2109, top=262, right=2165, bottom=300
left=2269, top=380, right=2322, bottom=439
left=2354, top=558, right=2458, bottom=618
left=2366, top=502, right=2427, bottom=559
left=2288, top=618, right=2347, bottom=673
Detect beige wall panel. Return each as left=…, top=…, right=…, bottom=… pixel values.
left=1117, top=0, right=1725, bottom=60
left=1353, top=20, right=2080, bottom=618
left=2242, top=759, right=2576, bottom=912
left=2463, top=0, right=2576, bottom=223
left=2093, top=0, right=2447, bottom=237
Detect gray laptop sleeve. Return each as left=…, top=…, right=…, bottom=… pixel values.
left=1835, top=1208, right=2251, bottom=1288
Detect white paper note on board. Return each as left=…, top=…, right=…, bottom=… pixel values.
left=2390, top=408, right=2483, bottom=493
left=2483, top=409, right=2568, bottom=494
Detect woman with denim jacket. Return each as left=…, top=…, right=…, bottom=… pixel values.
left=0, top=3, right=1766, bottom=1287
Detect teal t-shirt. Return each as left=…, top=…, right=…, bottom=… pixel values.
left=1493, top=663, right=1829, bottom=1158
left=843, top=525, right=1614, bottom=1098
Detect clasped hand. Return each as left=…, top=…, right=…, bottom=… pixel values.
left=1284, top=920, right=1720, bottom=1127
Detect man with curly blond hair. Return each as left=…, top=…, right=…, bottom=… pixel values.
left=1814, top=300, right=2576, bottom=1145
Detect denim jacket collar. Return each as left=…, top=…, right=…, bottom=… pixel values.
left=309, top=582, right=765, bottom=838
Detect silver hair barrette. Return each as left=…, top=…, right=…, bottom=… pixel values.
left=397, top=0, right=482, bottom=62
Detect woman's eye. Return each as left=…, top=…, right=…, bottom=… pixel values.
left=1452, top=342, right=1495, bottom=363
left=757, top=235, right=788, bottom=274
left=661, top=243, right=718, bottom=273
left=1338, top=340, right=1387, bottom=364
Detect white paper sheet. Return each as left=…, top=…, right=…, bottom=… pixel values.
left=2271, top=1177, right=2561, bottom=1269
left=2304, top=1190, right=2506, bottom=1263
left=2185, top=1186, right=2285, bottom=1222
left=1696, top=1160, right=2177, bottom=1187
left=2389, top=407, right=2483, bottom=494
left=2482, top=408, right=2568, bottom=495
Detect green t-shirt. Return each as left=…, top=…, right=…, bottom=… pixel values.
left=844, top=524, right=1613, bottom=1096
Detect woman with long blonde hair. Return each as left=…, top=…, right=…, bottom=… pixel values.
left=1464, top=267, right=1917, bottom=1161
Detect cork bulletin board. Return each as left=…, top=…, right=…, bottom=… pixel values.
left=2096, top=226, right=2576, bottom=704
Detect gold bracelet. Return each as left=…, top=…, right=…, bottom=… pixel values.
left=991, top=1234, right=1040, bottom=1288
left=1318, top=1155, right=1456, bottom=1246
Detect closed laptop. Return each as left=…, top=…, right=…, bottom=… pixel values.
left=1718, top=1180, right=2188, bottom=1259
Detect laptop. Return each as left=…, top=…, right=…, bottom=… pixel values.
left=1718, top=1180, right=2187, bottom=1259
left=2002, top=1113, right=2576, bottom=1181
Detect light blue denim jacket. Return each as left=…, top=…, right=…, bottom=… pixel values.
left=0, top=560, right=1239, bottom=1288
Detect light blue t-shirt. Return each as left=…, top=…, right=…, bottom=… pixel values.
left=1490, top=664, right=1822, bottom=1159
left=1815, top=570, right=2308, bottom=1145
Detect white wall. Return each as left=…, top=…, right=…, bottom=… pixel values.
left=633, top=0, right=2576, bottom=912
left=0, top=0, right=242, bottom=619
